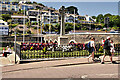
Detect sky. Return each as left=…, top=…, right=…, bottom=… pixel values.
left=30, top=0, right=118, bottom=16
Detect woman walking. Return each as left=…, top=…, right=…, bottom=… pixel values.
left=88, top=37, right=96, bottom=62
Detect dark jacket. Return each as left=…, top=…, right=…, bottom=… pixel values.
left=104, top=39, right=111, bottom=50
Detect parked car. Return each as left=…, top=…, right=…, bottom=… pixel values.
left=110, top=31, right=118, bottom=33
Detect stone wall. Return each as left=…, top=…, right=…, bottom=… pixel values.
left=1, top=34, right=120, bottom=44
left=44, top=34, right=120, bottom=43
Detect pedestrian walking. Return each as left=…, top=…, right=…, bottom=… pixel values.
left=4, top=46, right=12, bottom=57
left=101, top=36, right=114, bottom=64
left=87, top=37, right=96, bottom=62
left=101, top=37, right=105, bottom=47
left=110, top=40, right=115, bottom=56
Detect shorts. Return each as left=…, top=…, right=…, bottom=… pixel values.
left=89, top=47, right=95, bottom=53
left=104, top=49, right=111, bottom=56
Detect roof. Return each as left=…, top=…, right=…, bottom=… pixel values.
left=20, top=3, right=33, bottom=6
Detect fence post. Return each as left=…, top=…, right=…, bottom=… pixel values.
left=20, top=45, right=21, bottom=60
left=14, top=30, right=17, bottom=64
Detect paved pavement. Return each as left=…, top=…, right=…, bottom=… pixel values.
left=1, top=56, right=120, bottom=78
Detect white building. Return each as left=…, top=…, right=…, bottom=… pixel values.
left=0, top=1, right=19, bottom=12
left=65, top=14, right=95, bottom=24
left=19, top=3, right=34, bottom=11
left=26, top=10, right=59, bottom=24
left=0, top=20, right=9, bottom=35
left=85, top=15, right=96, bottom=22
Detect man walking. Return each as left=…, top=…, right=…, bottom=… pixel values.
left=101, top=36, right=114, bottom=64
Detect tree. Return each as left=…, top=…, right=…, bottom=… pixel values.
left=96, top=14, right=104, bottom=23
left=66, top=6, right=79, bottom=15
left=104, top=13, right=112, bottom=18
left=1, top=14, right=11, bottom=21
left=33, top=1, right=37, bottom=4
left=76, top=23, right=82, bottom=30
left=38, top=3, right=45, bottom=7
left=25, top=2, right=32, bottom=4
left=65, top=23, right=73, bottom=32
left=92, top=16, right=96, bottom=19
left=111, top=15, right=120, bottom=26
left=55, top=23, right=60, bottom=33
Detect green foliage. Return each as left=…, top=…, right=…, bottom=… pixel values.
left=66, top=6, right=79, bottom=15
left=112, top=26, right=119, bottom=30
left=31, top=22, right=38, bottom=25
left=96, top=13, right=120, bottom=29
left=26, top=21, right=31, bottom=28
left=104, top=13, right=112, bottom=18
left=55, top=23, right=60, bottom=33
left=25, top=2, right=32, bottom=4
left=10, top=24, right=18, bottom=28
left=96, top=14, right=104, bottom=23
left=99, top=46, right=103, bottom=53
left=65, top=23, right=73, bottom=32
left=38, top=3, right=45, bottom=7
left=81, top=26, right=89, bottom=30
left=33, top=1, right=37, bottom=4
left=1, top=14, right=11, bottom=21
left=92, top=16, right=96, bottom=19
left=19, top=10, right=23, bottom=14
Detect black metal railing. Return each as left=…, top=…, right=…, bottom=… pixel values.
left=17, top=43, right=120, bottom=60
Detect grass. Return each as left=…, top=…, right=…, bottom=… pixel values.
left=0, top=47, right=14, bottom=51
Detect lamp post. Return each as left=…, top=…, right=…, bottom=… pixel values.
left=23, top=3, right=25, bottom=43
left=14, top=28, right=16, bottom=64
left=49, top=10, right=51, bottom=40
left=40, top=9, right=43, bottom=43
left=74, top=9, right=75, bottom=41
left=37, top=9, right=40, bottom=43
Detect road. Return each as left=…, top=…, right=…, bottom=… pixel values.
left=1, top=56, right=120, bottom=78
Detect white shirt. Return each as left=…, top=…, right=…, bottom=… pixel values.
left=102, top=40, right=104, bottom=45
left=90, top=41, right=95, bottom=47
left=6, top=48, right=12, bottom=53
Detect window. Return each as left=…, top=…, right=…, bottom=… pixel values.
left=5, top=27, right=8, bottom=29
left=8, top=5, right=10, bottom=7
left=0, top=23, right=5, bottom=25
left=19, top=26, right=23, bottom=28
